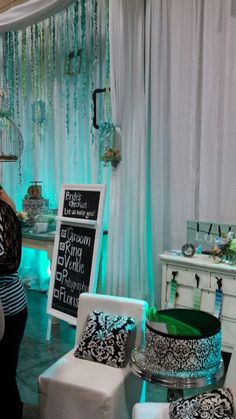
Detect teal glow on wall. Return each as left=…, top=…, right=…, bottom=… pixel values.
left=19, top=247, right=50, bottom=291
left=96, top=233, right=108, bottom=294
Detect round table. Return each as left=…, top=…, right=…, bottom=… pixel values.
left=130, top=345, right=225, bottom=401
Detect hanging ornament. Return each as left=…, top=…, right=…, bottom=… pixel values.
left=64, top=49, right=82, bottom=77
left=21, top=29, right=28, bottom=101
left=32, top=99, right=45, bottom=124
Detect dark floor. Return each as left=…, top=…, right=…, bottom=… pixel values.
left=19, top=288, right=76, bottom=419
left=18, top=288, right=230, bottom=419
left=19, top=288, right=169, bottom=419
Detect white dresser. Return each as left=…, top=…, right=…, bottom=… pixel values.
left=160, top=253, right=236, bottom=352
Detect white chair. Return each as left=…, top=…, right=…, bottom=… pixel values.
left=132, top=347, right=236, bottom=418
left=0, top=298, right=4, bottom=341
left=38, top=292, right=148, bottom=419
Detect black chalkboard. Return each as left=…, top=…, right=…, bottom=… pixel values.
left=62, top=189, right=100, bottom=220
left=52, top=223, right=96, bottom=318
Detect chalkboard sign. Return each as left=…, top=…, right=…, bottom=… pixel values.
left=51, top=223, right=96, bottom=318
left=62, top=189, right=100, bottom=220
left=47, top=183, right=106, bottom=328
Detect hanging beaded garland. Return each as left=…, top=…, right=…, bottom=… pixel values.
left=1, top=0, right=111, bottom=181
left=21, top=29, right=28, bottom=101
left=47, top=16, right=56, bottom=119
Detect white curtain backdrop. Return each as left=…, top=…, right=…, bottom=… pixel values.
left=1, top=0, right=236, bottom=305
left=145, top=0, right=204, bottom=305
left=108, top=0, right=236, bottom=307
left=0, top=0, right=111, bottom=290
left=107, top=0, right=155, bottom=304
left=0, top=1, right=110, bottom=214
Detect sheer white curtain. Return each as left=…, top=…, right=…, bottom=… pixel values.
left=106, top=0, right=155, bottom=304
left=108, top=0, right=236, bottom=307
left=0, top=0, right=111, bottom=290
left=198, top=0, right=236, bottom=223
left=146, top=0, right=204, bottom=306
left=147, top=0, right=236, bottom=303
left=0, top=1, right=110, bottom=211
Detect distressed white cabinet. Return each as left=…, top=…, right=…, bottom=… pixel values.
left=160, top=253, right=236, bottom=352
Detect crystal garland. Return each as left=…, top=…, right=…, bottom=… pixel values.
left=59, top=10, right=65, bottom=140
left=48, top=16, right=56, bottom=119
left=73, top=1, right=79, bottom=111
left=1, top=0, right=111, bottom=180
left=79, top=0, right=87, bottom=119
left=90, top=0, right=97, bottom=145
left=73, top=1, right=79, bottom=167
left=65, top=7, right=70, bottom=138
left=14, top=31, right=23, bottom=183
left=30, top=25, right=35, bottom=147
left=5, top=32, right=14, bottom=118
left=21, top=29, right=27, bottom=102
left=32, top=23, right=44, bottom=145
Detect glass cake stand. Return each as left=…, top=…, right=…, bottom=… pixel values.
left=130, top=345, right=225, bottom=401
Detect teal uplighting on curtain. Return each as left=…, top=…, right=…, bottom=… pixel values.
left=0, top=0, right=111, bottom=200
left=19, top=247, right=51, bottom=291
left=0, top=0, right=111, bottom=291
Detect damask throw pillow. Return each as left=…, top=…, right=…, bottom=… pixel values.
left=169, top=387, right=234, bottom=419
left=74, top=310, right=136, bottom=368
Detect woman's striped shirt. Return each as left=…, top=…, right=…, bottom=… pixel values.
left=0, top=200, right=27, bottom=316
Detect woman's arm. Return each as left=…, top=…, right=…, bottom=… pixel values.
left=0, top=199, right=21, bottom=273
left=0, top=186, right=16, bottom=211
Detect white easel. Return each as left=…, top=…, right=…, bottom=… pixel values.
left=46, top=184, right=106, bottom=340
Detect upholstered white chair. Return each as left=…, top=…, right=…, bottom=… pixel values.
left=38, top=292, right=148, bottom=419
left=0, top=298, right=4, bottom=341
left=132, top=347, right=236, bottom=419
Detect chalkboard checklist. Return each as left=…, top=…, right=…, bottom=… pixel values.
left=52, top=223, right=96, bottom=317
left=47, top=184, right=106, bottom=328
left=62, top=189, right=100, bottom=220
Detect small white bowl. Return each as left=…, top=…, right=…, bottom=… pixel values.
left=34, top=222, right=48, bottom=233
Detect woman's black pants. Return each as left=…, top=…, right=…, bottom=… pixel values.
left=0, top=307, right=28, bottom=419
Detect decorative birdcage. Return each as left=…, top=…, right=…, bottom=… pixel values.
left=0, top=87, right=23, bottom=162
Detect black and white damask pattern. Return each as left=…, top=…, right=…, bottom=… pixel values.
left=74, top=310, right=136, bottom=368
left=169, top=387, right=234, bottom=419
left=145, top=323, right=222, bottom=372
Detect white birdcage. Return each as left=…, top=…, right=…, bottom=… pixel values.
left=0, top=87, right=23, bottom=162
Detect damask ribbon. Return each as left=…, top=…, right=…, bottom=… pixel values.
left=193, top=288, right=201, bottom=310
left=166, top=274, right=177, bottom=309
left=214, top=278, right=223, bottom=319
left=193, top=274, right=201, bottom=310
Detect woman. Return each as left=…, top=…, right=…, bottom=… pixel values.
left=0, top=186, right=27, bottom=419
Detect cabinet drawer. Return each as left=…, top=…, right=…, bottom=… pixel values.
left=220, top=296, right=236, bottom=320
left=166, top=283, right=215, bottom=312
left=166, top=265, right=210, bottom=288
left=210, top=273, right=236, bottom=295
left=221, top=318, right=236, bottom=351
